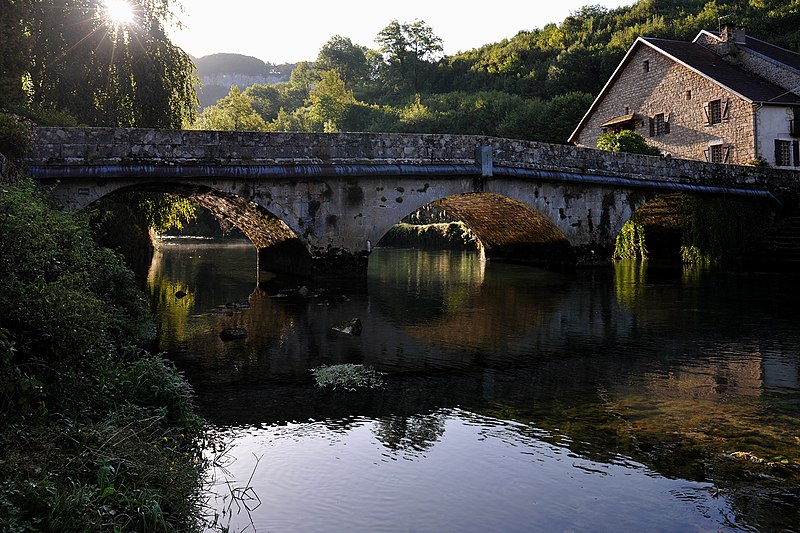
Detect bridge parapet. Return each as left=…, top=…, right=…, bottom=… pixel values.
left=29, top=127, right=480, bottom=166
left=27, top=127, right=797, bottom=199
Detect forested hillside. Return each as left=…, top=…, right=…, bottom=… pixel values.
left=195, top=0, right=800, bottom=143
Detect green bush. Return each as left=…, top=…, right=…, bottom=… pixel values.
left=0, top=182, right=151, bottom=382
left=614, top=217, right=648, bottom=260
left=597, top=130, right=661, bottom=156
left=0, top=180, right=205, bottom=531
left=0, top=112, right=32, bottom=161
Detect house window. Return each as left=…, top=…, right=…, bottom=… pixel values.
left=654, top=114, right=667, bottom=136
left=775, top=140, right=792, bottom=166
left=685, top=90, right=692, bottom=101
left=705, top=143, right=731, bottom=163
left=704, top=99, right=730, bottom=125
left=709, top=100, right=722, bottom=124
left=601, top=113, right=640, bottom=134
left=649, top=113, right=670, bottom=137
left=710, top=144, right=724, bottom=163
left=643, top=60, right=650, bottom=73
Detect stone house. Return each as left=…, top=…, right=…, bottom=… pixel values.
left=569, top=25, right=800, bottom=169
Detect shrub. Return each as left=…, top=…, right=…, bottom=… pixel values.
left=0, top=180, right=205, bottom=531
left=597, top=130, right=661, bottom=156
left=0, top=112, right=32, bottom=162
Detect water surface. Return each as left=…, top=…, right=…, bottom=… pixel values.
left=148, top=239, right=800, bottom=532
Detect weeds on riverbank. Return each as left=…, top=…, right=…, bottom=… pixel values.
left=0, top=180, right=206, bottom=531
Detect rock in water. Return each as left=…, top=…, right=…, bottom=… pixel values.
left=332, top=318, right=362, bottom=336
left=219, top=328, right=248, bottom=341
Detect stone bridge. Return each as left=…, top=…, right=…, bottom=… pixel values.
left=24, top=127, right=798, bottom=276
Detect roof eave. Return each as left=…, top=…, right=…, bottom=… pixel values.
left=692, top=30, right=721, bottom=45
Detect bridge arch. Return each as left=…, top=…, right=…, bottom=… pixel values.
left=372, top=192, right=577, bottom=267
left=613, top=193, right=687, bottom=261
left=612, top=192, right=784, bottom=265
left=440, top=193, right=574, bottom=266
left=77, top=181, right=314, bottom=276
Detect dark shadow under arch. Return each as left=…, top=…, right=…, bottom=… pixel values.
left=432, top=193, right=576, bottom=268
left=88, top=183, right=313, bottom=277
left=619, top=193, right=687, bottom=262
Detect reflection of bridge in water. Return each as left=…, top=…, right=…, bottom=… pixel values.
left=145, top=240, right=800, bottom=529
left=26, top=127, right=798, bottom=276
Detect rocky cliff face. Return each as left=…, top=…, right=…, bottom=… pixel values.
left=193, top=53, right=294, bottom=107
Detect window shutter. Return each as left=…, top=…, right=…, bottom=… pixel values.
left=793, top=140, right=800, bottom=167
left=775, top=139, right=782, bottom=165
left=703, top=103, right=711, bottom=125
left=723, top=144, right=731, bottom=163
left=703, top=147, right=710, bottom=162
left=664, top=114, right=671, bottom=134
left=649, top=117, right=655, bottom=137
left=722, top=99, right=730, bottom=121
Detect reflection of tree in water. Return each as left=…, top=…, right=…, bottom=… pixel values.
left=373, top=412, right=447, bottom=454
left=147, top=273, right=196, bottom=344
left=369, top=249, right=571, bottom=351
left=369, top=249, right=486, bottom=325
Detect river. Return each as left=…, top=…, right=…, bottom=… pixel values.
left=146, top=238, right=800, bottom=532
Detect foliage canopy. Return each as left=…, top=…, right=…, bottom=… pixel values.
left=2, top=0, right=197, bottom=128
left=192, top=3, right=799, bottom=145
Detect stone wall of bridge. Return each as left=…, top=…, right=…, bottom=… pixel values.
left=27, top=127, right=798, bottom=190
left=24, top=127, right=799, bottom=275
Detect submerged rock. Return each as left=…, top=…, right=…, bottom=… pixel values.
left=332, top=318, right=362, bottom=336
left=219, top=328, right=248, bottom=341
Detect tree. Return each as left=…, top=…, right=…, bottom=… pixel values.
left=306, top=70, right=357, bottom=131
left=597, top=130, right=661, bottom=155
left=8, top=0, right=197, bottom=128
left=376, top=19, right=444, bottom=93
left=194, top=86, right=269, bottom=131
left=315, top=35, right=369, bottom=86
left=244, top=84, right=283, bottom=121
left=0, top=0, right=30, bottom=109
left=289, top=61, right=319, bottom=95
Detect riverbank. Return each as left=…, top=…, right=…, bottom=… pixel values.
left=0, top=180, right=206, bottom=531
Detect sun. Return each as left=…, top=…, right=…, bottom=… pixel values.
left=102, top=0, right=135, bottom=26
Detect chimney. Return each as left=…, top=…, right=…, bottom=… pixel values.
left=721, top=23, right=746, bottom=45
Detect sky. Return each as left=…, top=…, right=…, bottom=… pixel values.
left=168, top=0, right=636, bottom=64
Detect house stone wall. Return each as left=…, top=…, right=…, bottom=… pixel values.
left=574, top=45, right=756, bottom=164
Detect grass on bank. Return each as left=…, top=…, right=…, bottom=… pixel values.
left=0, top=179, right=206, bottom=531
